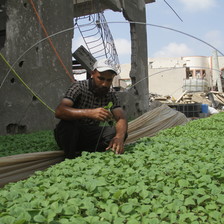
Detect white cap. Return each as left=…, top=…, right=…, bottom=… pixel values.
left=93, top=59, right=118, bottom=75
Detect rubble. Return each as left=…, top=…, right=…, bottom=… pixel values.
left=149, top=91, right=224, bottom=118
left=151, top=91, right=224, bottom=107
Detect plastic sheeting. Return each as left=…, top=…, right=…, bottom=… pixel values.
left=0, top=151, right=64, bottom=187
left=126, top=104, right=189, bottom=144
left=0, top=104, right=188, bottom=187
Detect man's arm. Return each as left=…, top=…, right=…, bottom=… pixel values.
left=55, top=98, right=113, bottom=121
left=106, top=107, right=128, bottom=154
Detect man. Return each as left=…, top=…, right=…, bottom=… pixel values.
left=54, top=58, right=128, bottom=159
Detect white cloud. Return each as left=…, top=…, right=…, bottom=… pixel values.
left=114, top=38, right=131, bottom=55
left=153, top=42, right=194, bottom=57
left=179, top=0, right=217, bottom=12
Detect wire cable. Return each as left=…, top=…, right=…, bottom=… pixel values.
left=1, top=20, right=223, bottom=91
left=1, top=20, right=223, bottom=113
left=28, top=0, right=74, bottom=82
left=0, top=52, right=55, bottom=113
left=163, top=0, right=183, bottom=22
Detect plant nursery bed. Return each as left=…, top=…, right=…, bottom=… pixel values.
left=0, top=112, right=224, bottom=223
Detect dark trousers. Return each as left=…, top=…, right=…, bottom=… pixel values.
left=54, top=120, right=116, bottom=159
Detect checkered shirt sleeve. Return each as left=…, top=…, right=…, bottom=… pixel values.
left=63, top=80, right=120, bottom=125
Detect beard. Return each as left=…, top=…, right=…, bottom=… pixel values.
left=93, top=86, right=110, bottom=96
left=92, top=79, right=110, bottom=96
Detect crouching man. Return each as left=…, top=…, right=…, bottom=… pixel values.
left=54, top=59, right=128, bottom=159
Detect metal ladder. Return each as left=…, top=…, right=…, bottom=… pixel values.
left=74, top=12, right=121, bottom=74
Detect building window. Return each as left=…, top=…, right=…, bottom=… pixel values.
left=196, top=70, right=201, bottom=78
left=221, top=68, right=224, bottom=79
left=119, top=78, right=131, bottom=88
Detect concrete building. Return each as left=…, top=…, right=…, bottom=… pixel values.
left=117, top=54, right=224, bottom=100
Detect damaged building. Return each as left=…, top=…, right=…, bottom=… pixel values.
left=0, top=0, right=155, bottom=135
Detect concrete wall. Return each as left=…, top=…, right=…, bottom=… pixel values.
left=0, top=0, right=74, bottom=135
left=148, top=68, right=186, bottom=99
left=118, top=63, right=186, bottom=99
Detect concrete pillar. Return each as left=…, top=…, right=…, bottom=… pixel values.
left=212, top=50, right=223, bottom=92
left=120, top=0, right=149, bottom=118
left=0, top=0, right=74, bottom=135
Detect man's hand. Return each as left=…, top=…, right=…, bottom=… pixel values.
left=105, top=107, right=127, bottom=154
left=106, top=136, right=125, bottom=154
left=55, top=99, right=113, bottom=121
left=91, top=108, right=113, bottom=121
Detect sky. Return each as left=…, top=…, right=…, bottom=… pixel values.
left=73, top=0, right=224, bottom=64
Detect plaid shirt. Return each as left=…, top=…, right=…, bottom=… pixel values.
left=64, top=79, right=120, bottom=126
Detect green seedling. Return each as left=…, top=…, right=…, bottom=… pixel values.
left=100, top=101, right=115, bottom=127
left=104, top=101, right=113, bottom=110
left=1, top=112, right=224, bottom=223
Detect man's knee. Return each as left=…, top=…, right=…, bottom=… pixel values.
left=54, top=120, right=80, bottom=157
left=102, top=126, right=116, bottom=143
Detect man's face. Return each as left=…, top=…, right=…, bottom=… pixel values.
left=91, top=70, right=115, bottom=96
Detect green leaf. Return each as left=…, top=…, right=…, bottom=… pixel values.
left=57, top=219, right=70, bottom=224
left=139, top=189, right=149, bottom=199
left=206, top=203, right=218, bottom=210
left=0, top=216, right=16, bottom=224
left=126, top=186, right=137, bottom=195
left=184, top=197, right=196, bottom=206
left=16, top=211, right=32, bottom=222
left=46, top=187, right=58, bottom=195
left=216, top=194, right=224, bottom=204
left=209, top=211, right=222, bottom=220
left=113, top=190, right=123, bottom=200
left=179, top=213, right=197, bottom=222
left=23, top=194, right=33, bottom=202
left=99, top=212, right=113, bottom=222
left=14, top=219, right=27, bottom=224
left=182, top=189, right=192, bottom=196
left=63, top=205, right=78, bottom=215
left=149, top=218, right=160, bottom=224
left=197, top=195, right=210, bottom=205
left=199, top=175, right=211, bottom=183
left=109, top=204, right=119, bottom=214
left=104, top=101, right=113, bottom=110
left=163, top=186, right=171, bottom=195
left=194, top=188, right=206, bottom=196
left=101, top=190, right=110, bottom=199
left=148, top=212, right=157, bottom=218
left=169, top=213, right=177, bottom=223
left=121, top=203, right=133, bottom=214
left=169, top=199, right=183, bottom=212
left=137, top=205, right=151, bottom=214
left=127, top=219, right=139, bottom=224
left=33, top=214, right=46, bottom=223
left=178, top=179, right=189, bottom=188
left=113, top=217, right=125, bottom=224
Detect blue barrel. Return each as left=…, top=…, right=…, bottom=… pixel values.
left=201, top=104, right=208, bottom=113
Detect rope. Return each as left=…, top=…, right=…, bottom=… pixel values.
left=28, top=0, right=74, bottom=83
left=0, top=52, right=55, bottom=113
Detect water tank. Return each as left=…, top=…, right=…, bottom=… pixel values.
left=183, top=78, right=209, bottom=92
